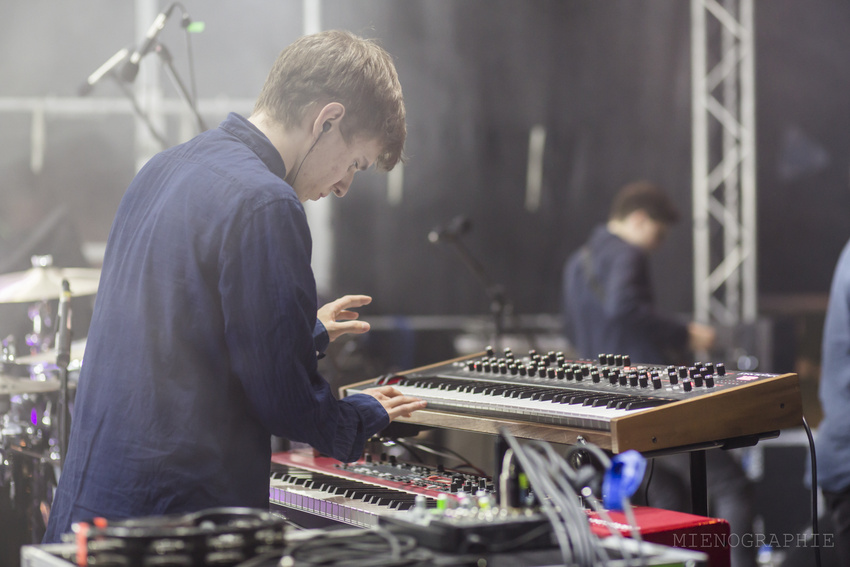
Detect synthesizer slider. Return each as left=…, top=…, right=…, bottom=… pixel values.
left=342, top=348, right=803, bottom=453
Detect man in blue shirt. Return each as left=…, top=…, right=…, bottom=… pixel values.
left=44, top=30, right=425, bottom=542
left=562, top=181, right=715, bottom=363
left=816, top=238, right=850, bottom=564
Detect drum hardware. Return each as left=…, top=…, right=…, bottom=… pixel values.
left=0, top=255, right=100, bottom=304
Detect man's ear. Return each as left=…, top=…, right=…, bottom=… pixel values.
left=312, top=102, right=346, bottom=137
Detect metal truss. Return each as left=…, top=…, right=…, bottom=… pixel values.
left=691, top=0, right=757, bottom=326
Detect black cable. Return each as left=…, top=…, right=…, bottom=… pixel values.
left=803, top=415, right=822, bottom=567
left=280, top=528, right=453, bottom=567
left=175, top=2, right=199, bottom=107
left=110, top=74, right=169, bottom=149
left=643, top=457, right=655, bottom=507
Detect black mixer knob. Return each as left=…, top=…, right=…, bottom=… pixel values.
left=622, top=355, right=631, bottom=366
left=716, top=363, right=726, bottom=375
left=556, top=368, right=565, bottom=379
left=614, top=354, right=623, bottom=366
left=591, top=371, right=601, bottom=383
left=606, top=353, right=616, bottom=366
left=682, top=381, right=693, bottom=392
left=486, top=345, right=495, bottom=356
left=704, top=362, right=715, bottom=374
left=548, top=351, right=557, bottom=362
left=504, top=347, right=514, bottom=359
left=693, top=373, right=704, bottom=387
left=598, top=353, right=607, bottom=366
left=639, top=376, right=649, bottom=388
left=618, top=375, right=627, bottom=386
left=483, top=362, right=491, bottom=372
left=509, top=365, right=519, bottom=376
left=629, top=375, right=639, bottom=387
left=538, top=367, right=547, bottom=378
left=547, top=368, right=556, bottom=379
left=518, top=366, right=527, bottom=377
left=688, top=366, right=698, bottom=378
left=652, top=377, right=663, bottom=389
left=581, top=366, right=590, bottom=377
left=705, top=376, right=715, bottom=387
left=499, top=363, right=508, bottom=375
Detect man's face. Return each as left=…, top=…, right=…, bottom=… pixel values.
left=292, top=128, right=382, bottom=203
left=634, top=215, right=670, bottom=251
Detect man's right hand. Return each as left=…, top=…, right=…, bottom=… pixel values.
left=360, top=385, right=427, bottom=420
left=688, top=322, right=717, bottom=352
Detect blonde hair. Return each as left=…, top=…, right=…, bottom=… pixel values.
left=254, top=30, right=406, bottom=171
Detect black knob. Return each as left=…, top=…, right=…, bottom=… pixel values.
left=509, top=365, right=518, bottom=376
left=581, top=366, right=590, bottom=376
left=504, top=347, right=514, bottom=359
left=678, top=367, right=688, bottom=378
left=519, top=366, right=527, bottom=377
left=629, top=375, right=639, bottom=387
left=619, top=375, right=627, bottom=386
left=622, top=355, right=631, bottom=367
left=547, top=368, right=556, bottom=379
left=652, top=378, right=663, bottom=389
left=592, top=371, right=601, bottom=383
left=499, top=364, right=508, bottom=375
left=556, top=368, right=565, bottom=379
left=598, top=353, right=607, bottom=365
left=705, top=376, right=715, bottom=387
left=483, top=362, right=491, bottom=372
left=538, top=367, right=547, bottom=378
left=716, top=363, right=726, bottom=375
left=688, top=366, right=698, bottom=378
left=606, top=353, right=616, bottom=366
left=486, top=345, right=495, bottom=356
left=467, top=361, right=475, bottom=370
left=693, top=374, right=704, bottom=387
left=575, top=371, right=584, bottom=382
left=609, top=373, right=619, bottom=385
left=614, top=354, right=623, bottom=366
left=548, top=351, right=557, bottom=362
left=682, top=381, right=693, bottom=392
left=639, top=376, right=649, bottom=388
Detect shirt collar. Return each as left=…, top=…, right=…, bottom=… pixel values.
left=219, top=113, right=288, bottom=181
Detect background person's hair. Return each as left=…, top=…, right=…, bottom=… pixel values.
left=609, top=181, right=680, bottom=224
left=253, top=30, right=406, bottom=171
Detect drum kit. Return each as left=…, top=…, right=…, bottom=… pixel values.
left=0, top=255, right=98, bottom=547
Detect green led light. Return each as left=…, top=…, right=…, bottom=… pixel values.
left=186, top=21, right=205, bottom=33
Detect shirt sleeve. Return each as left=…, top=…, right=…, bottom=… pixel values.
left=604, top=248, right=689, bottom=352
left=218, top=196, right=388, bottom=462
left=314, top=319, right=329, bottom=358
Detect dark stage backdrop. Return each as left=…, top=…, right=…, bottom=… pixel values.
left=1, top=0, right=848, bottom=320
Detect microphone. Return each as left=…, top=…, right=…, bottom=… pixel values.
left=121, top=2, right=178, bottom=83
left=428, top=215, right=472, bottom=243
left=78, top=47, right=130, bottom=96
left=56, top=279, right=73, bottom=369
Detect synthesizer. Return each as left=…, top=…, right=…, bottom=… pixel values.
left=342, top=348, right=803, bottom=453
left=268, top=450, right=726, bottom=565
left=268, top=449, right=492, bottom=528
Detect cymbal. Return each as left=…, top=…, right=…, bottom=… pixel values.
left=15, top=338, right=87, bottom=367
left=0, top=266, right=101, bottom=303
left=0, top=374, right=64, bottom=396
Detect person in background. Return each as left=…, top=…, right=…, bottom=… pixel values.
left=562, top=181, right=756, bottom=567
left=562, top=180, right=715, bottom=363
left=815, top=237, right=850, bottom=565
left=44, top=30, right=425, bottom=542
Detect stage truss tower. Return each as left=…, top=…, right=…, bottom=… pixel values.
left=691, top=0, right=757, bottom=326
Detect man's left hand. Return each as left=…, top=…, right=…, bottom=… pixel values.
left=318, top=294, right=372, bottom=342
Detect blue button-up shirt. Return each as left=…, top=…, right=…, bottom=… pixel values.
left=817, top=238, right=850, bottom=493
left=562, top=225, right=688, bottom=364
left=44, top=113, right=388, bottom=542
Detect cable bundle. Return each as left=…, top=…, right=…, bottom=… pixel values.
left=498, top=428, right=647, bottom=566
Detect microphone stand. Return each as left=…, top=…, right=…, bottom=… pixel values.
left=439, top=234, right=511, bottom=351
left=154, top=41, right=208, bottom=132
left=56, top=280, right=73, bottom=467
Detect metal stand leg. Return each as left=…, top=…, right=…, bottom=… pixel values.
left=690, top=449, right=708, bottom=516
